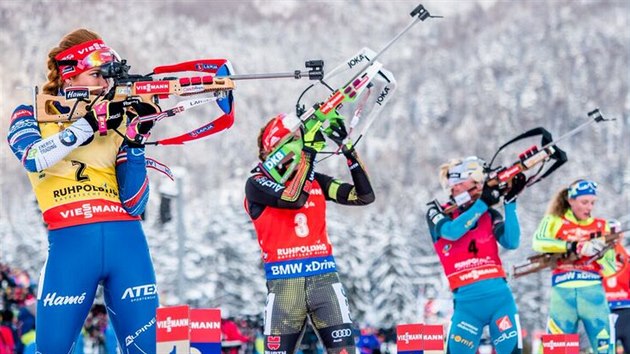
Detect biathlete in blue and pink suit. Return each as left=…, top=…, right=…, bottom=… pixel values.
left=425, top=156, right=526, bottom=354
left=7, top=29, right=159, bottom=353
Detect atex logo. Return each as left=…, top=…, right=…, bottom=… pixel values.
left=331, top=329, right=352, bottom=339
left=121, top=283, right=157, bottom=301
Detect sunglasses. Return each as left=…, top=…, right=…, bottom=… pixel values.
left=57, top=48, right=120, bottom=71
left=568, top=180, right=598, bottom=198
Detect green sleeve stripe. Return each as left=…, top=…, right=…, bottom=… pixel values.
left=328, top=179, right=341, bottom=201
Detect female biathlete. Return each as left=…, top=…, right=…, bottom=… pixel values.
left=244, top=113, right=375, bottom=354
left=532, top=179, right=616, bottom=354
left=426, top=156, right=526, bottom=354
left=7, top=29, right=158, bottom=352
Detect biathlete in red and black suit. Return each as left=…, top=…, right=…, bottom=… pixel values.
left=244, top=113, right=374, bottom=354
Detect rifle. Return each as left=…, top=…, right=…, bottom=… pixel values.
left=259, top=4, right=442, bottom=182
left=34, top=58, right=324, bottom=145
left=435, top=108, right=612, bottom=215
left=512, top=228, right=629, bottom=278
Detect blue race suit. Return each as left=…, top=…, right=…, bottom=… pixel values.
left=8, top=104, right=158, bottom=354
left=426, top=199, right=522, bottom=354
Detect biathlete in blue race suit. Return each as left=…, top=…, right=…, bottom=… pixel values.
left=425, top=157, right=526, bottom=354
left=7, top=29, right=159, bottom=353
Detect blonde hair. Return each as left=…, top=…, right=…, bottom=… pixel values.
left=438, top=160, right=456, bottom=190
left=42, top=29, right=102, bottom=95
left=438, top=157, right=485, bottom=190
left=546, top=179, right=586, bottom=217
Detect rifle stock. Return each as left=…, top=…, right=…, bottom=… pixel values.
left=35, top=78, right=235, bottom=122
left=512, top=229, right=626, bottom=278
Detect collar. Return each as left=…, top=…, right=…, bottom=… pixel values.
left=563, top=209, right=594, bottom=226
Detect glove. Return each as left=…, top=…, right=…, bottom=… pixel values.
left=326, top=117, right=348, bottom=146
left=125, top=103, right=158, bottom=147
left=480, top=182, right=501, bottom=206
left=341, top=142, right=356, bottom=158
left=575, top=238, right=606, bottom=257
left=504, top=173, right=527, bottom=203
left=83, top=101, right=126, bottom=134
left=304, top=129, right=326, bottom=152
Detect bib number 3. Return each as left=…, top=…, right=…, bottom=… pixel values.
left=294, top=213, right=310, bottom=238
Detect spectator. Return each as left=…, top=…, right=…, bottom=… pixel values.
left=0, top=310, right=16, bottom=354
left=358, top=326, right=381, bottom=354
left=222, top=313, right=251, bottom=354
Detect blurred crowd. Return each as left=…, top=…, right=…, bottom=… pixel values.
left=0, top=262, right=36, bottom=354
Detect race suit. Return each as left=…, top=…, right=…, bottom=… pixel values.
left=603, top=242, right=630, bottom=353
left=532, top=210, right=615, bottom=354
left=244, top=147, right=374, bottom=354
left=7, top=104, right=158, bottom=354
left=426, top=199, right=522, bottom=354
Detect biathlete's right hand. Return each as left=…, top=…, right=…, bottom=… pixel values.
left=480, top=181, right=501, bottom=206
left=573, top=238, right=606, bottom=257
left=304, top=129, right=326, bottom=152
left=83, top=100, right=127, bottom=134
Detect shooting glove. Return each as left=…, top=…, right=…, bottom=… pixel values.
left=327, top=117, right=348, bottom=146
left=304, top=129, right=327, bottom=152
left=125, top=103, right=158, bottom=147
left=341, top=142, right=356, bottom=158
left=83, top=101, right=126, bottom=134
left=575, top=238, right=606, bottom=257
left=480, top=182, right=501, bottom=206
left=504, top=173, right=527, bottom=203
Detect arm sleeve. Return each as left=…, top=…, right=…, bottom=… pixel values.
left=317, top=149, right=375, bottom=206
left=490, top=202, right=520, bottom=250
left=244, top=166, right=317, bottom=220
left=597, top=247, right=617, bottom=277
left=7, top=105, right=95, bottom=173
left=597, top=221, right=616, bottom=276
left=437, top=199, right=489, bottom=241
left=532, top=214, right=568, bottom=253
left=115, top=145, right=150, bottom=216
left=426, top=202, right=450, bottom=243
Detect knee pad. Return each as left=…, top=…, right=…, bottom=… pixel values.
left=318, top=324, right=355, bottom=349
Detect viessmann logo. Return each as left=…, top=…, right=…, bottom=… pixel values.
left=397, top=331, right=422, bottom=344
left=135, top=82, right=170, bottom=94
left=157, top=316, right=188, bottom=333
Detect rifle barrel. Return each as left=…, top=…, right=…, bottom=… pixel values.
left=224, top=71, right=317, bottom=81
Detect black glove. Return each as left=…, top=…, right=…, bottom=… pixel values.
left=504, top=173, right=527, bottom=203
left=480, top=182, right=501, bottom=206
left=83, top=101, right=126, bottom=133
left=341, top=142, right=356, bottom=158
left=327, top=118, right=348, bottom=146
left=125, top=103, right=158, bottom=147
